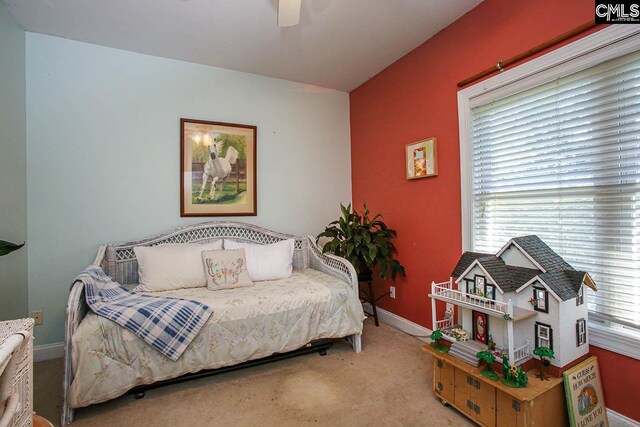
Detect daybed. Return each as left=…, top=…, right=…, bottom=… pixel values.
left=62, top=222, right=364, bottom=425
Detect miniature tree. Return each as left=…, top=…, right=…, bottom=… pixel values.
left=476, top=350, right=498, bottom=381
left=430, top=330, right=448, bottom=353
left=533, top=346, right=555, bottom=381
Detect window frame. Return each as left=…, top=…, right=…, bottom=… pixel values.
left=577, top=318, right=587, bottom=347
left=535, top=322, right=553, bottom=350
left=576, top=287, right=584, bottom=307
left=533, top=286, right=549, bottom=313
left=457, top=25, right=640, bottom=360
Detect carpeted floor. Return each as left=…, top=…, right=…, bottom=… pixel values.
left=34, top=320, right=473, bottom=426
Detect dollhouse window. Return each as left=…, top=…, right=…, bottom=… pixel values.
left=535, top=322, right=553, bottom=350
left=466, top=279, right=475, bottom=295
left=576, top=319, right=587, bottom=346
left=533, top=287, right=549, bottom=313
left=474, top=276, right=486, bottom=297
left=576, top=287, right=584, bottom=306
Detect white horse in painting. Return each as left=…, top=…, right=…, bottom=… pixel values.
left=196, top=138, right=239, bottom=203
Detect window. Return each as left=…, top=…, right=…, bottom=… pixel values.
left=474, top=275, right=486, bottom=297
left=577, top=319, right=587, bottom=346
left=459, top=27, right=640, bottom=350
left=576, top=287, right=584, bottom=306
left=533, top=287, right=549, bottom=313
left=535, top=322, right=553, bottom=350
left=465, top=279, right=475, bottom=295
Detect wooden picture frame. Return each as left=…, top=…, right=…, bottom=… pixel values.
left=406, top=137, right=437, bottom=180
left=563, top=356, right=608, bottom=427
left=180, top=118, right=257, bottom=217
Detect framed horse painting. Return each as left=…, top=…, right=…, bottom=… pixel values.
left=180, top=118, right=257, bottom=216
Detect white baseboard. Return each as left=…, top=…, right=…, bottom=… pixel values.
left=363, top=303, right=640, bottom=426
left=34, top=342, right=63, bottom=362
left=363, top=303, right=432, bottom=342
left=608, top=409, right=640, bottom=427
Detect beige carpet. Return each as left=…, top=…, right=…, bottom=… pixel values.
left=34, top=320, right=473, bottom=426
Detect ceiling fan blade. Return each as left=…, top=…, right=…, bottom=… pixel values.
left=278, top=0, right=301, bottom=27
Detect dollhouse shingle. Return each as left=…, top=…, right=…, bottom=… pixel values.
left=505, top=265, right=539, bottom=289
left=511, top=235, right=573, bottom=272
left=451, top=251, right=492, bottom=277
left=476, top=256, right=517, bottom=291
left=539, top=270, right=591, bottom=301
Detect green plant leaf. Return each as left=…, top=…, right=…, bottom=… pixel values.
left=317, top=203, right=406, bottom=282
left=0, top=240, right=25, bottom=257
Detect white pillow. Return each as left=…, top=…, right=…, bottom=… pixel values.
left=134, top=241, right=223, bottom=292
left=224, top=239, right=294, bottom=281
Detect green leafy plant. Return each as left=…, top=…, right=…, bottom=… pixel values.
left=500, top=355, right=528, bottom=388
left=0, top=240, right=24, bottom=257
left=317, top=203, right=406, bottom=281
left=476, top=350, right=498, bottom=380
left=429, top=330, right=449, bottom=353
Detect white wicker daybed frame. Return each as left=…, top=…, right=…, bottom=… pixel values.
left=62, top=221, right=361, bottom=425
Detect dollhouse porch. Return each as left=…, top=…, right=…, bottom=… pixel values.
left=430, top=279, right=535, bottom=366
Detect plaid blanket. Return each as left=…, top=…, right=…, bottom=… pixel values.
left=75, top=266, right=212, bottom=361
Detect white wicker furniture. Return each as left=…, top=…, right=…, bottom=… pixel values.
left=0, top=318, right=34, bottom=427
left=63, top=221, right=362, bottom=425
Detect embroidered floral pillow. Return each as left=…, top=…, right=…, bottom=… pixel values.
left=201, top=249, right=253, bottom=290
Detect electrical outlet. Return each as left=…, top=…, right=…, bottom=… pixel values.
left=390, top=286, right=396, bottom=299
left=32, top=310, right=44, bottom=326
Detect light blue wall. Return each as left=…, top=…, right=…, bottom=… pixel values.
left=0, top=3, right=28, bottom=321
left=26, top=33, right=352, bottom=345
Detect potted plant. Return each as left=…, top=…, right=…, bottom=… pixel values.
left=0, top=240, right=24, bottom=257
left=317, top=203, right=406, bottom=282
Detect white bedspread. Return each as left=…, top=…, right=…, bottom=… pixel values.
left=69, top=268, right=365, bottom=408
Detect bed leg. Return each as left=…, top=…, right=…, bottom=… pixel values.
left=348, top=333, right=362, bottom=353
left=61, top=404, right=74, bottom=426
left=319, top=348, right=328, bottom=356
left=134, top=391, right=146, bottom=399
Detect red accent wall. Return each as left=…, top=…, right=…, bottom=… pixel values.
left=349, top=0, right=639, bottom=421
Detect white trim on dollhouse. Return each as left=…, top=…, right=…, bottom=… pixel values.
left=496, top=240, right=546, bottom=273
left=515, top=277, right=562, bottom=302
left=453, top=260, right=505, bottom=294
left=455, top=260, right=495, bottom=286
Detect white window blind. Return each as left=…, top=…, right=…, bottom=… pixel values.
left=470, top=50, right=640, bottom=332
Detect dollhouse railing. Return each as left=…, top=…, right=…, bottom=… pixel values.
left=435, top=318, right=454, bottom=330
left=513, top=340, right=530, bottom=363
left=430, top=280, right=513, bottom=317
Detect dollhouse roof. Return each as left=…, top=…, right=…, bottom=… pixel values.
left=451, top=252, right=492, bottom=277
left=509, top=235, right=574, bottom=272
left=452, top=235, right=596, bottom=301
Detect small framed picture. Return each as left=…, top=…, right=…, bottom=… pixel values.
left=406, top=137, right=437, bottom=180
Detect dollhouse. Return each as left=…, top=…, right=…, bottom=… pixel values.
left=429, top=235, right=597, bottom=370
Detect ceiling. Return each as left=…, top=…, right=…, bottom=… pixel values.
left=3, top=0, right=482, bottom=92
